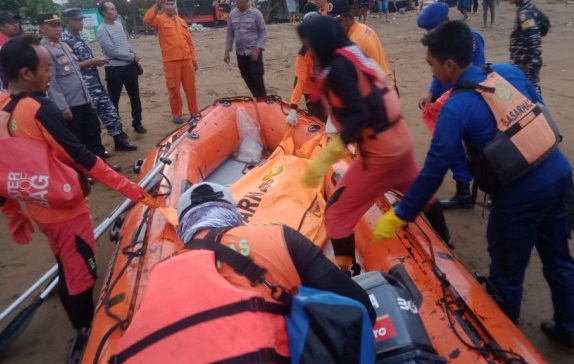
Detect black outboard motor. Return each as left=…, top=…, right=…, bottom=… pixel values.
left=353, top=271, right=446, bottom=363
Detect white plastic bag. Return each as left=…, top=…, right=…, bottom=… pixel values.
left=235, top=107, right=263, bottom=163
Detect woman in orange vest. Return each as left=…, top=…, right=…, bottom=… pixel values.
left=115, top=182, right=375, bottom=362
left=298, top=16, right=451, bottom=273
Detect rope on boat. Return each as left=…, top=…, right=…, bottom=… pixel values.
left=93, top=173, right=173, bottom=364
left=406, top=223, right=528, bottom=364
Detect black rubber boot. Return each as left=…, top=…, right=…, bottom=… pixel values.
left=114, top=135, right=138, bottom=151
left=425, top=201, right=454, bottom=249
left=540, top=321, right=574, bottom=348
left=439, top=181, right=475, bottom=210
left=331, top=234, right=357, bottom=274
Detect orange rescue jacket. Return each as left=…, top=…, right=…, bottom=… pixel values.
left=143, top=8, right=196, bottom=62
left=325, top=47, right=413, bottom=163
left=464, top=69, right=560, bottom=186
left=0, top=94, right=89, bottom=223
left=113, top=225, right=301, bottom=363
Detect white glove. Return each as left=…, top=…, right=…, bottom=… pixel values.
left=325, top=116, right=338, bottom=134
left=286, top=109, right=298, bottom=125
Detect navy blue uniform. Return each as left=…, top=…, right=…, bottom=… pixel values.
left=428, top=28, right=485, bottom=184
left=61, top=31, right=125, bottom=138
left=396, top=63, right=574, bottom=332
left=510, top=0, right=542, bottom=93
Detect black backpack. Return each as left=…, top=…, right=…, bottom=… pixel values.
left=536, top=9, right=551, bottom=37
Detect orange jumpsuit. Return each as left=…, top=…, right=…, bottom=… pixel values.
left=144, top=8, right=198, bottom=118
left=347, top=22, right=392, bottom=78
left=290, top=50, right=315, bottom=107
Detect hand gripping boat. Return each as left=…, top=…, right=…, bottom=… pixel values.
left=80, top=96, right=545, bottom=364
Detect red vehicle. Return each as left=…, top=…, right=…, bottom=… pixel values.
left=178, top=0, right=231, bottom=25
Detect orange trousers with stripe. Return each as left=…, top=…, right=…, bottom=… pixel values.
left=163, top=59, right=198, bottom=118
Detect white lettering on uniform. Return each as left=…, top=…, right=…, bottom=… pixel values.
left=5, top=172, right=50, bottom=206
left=30, top=175, right=49, bottom=190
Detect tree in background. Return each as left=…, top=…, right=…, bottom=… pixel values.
left=0, top=0, right=156, bottom=31
left=65, top=0, right=155, bottom=33
left=0, top=0, right=57, bottom=21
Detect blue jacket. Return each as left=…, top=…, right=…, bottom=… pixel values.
left=429, top=29, right=486, bottom=98
left=397, top=63, right=572, bottom=221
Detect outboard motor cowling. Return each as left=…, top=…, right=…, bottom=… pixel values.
left=353, top=271, right=446, bottom=363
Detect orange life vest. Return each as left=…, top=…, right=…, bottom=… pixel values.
left=325, top=47, right=402, bottom=138
left=112, top=225, right=300, bottom=363
left=464, top=67, right=560, bottom=190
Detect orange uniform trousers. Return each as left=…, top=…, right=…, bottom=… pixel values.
left=163, top=59, right=198, bottom=118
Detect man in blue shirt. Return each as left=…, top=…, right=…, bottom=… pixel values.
left=374, top=21, right=574, bottom=348
left=417, top=2, right=486, bottom=210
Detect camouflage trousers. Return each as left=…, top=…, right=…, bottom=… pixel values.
left=86, top=79, right=124, bottom=138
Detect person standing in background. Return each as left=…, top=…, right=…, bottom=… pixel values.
left=472, top=0, right=479, bottom=14
left=457, top=0, right=471, bottom=20
left=0, top=11, right=20, bottom=90
left=144, top=0, right=199, bottom=125
left=357, top=0, right=369, bottom=22
left=377, top=0, right=389, bottom=22
left=38, top=12, right=121, bottom=171
left=483, top=0, right=496, bottom=28
left=509, top=0, right=543, bottom=94
left=334, top=10, right=393, bottom=79
left=417, top=3, right=486, bottom=210
left=418, top=0, right=436, bottom=14
left=287, top=0, right=299, bottom=23
left=97, top=1, right=147, bottom=134
left=224, top=0, right=267, bottom=98
left=61, top=8, right=138, bottom=152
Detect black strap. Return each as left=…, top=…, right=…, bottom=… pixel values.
left=1, top=95, right=19, bottom=114
left=213, top=348, right=290, bottom=364
left=1, top=93, right=42, bottom=137
left=1, top=95, right=21, bottom=137
left=187, top=238, right=268, bottom=287
left=204, top=226, right=233, bottom=243
left=481, top=63, right=494, bottom=74
left=186, top=228, right=293, bottom=303
left=453, top=81, right=496, bottom=94
left=109, top=297, right=288, bottom=364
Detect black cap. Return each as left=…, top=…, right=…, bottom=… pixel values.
left=62, top=8, right=85, bottom=20
left=0, top=11, right=21, bottom=25
left=37, top=12, right=62, bottom=25
left=328, top=0, right=351, bottom=17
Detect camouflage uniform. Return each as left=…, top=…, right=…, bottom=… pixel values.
left=509, top=0, right=542, bottom=93
left=61, top=31, right=125, bottom=138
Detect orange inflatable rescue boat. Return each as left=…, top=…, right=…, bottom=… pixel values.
left=80, top=96, right=545, bottom=363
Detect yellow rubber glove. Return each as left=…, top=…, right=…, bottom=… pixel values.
left=301, top=135, right=347, bottom=188
left=372, top=207, right=407, bottom=241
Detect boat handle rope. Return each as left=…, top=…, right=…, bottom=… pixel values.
left=405, top=222, right=528, bottom=364
left=94, top=206, right=155, bottom=364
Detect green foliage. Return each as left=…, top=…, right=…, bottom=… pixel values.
left=0, top=0, right=156, bottom=27
left=0, top=0, right=57, bottom=21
